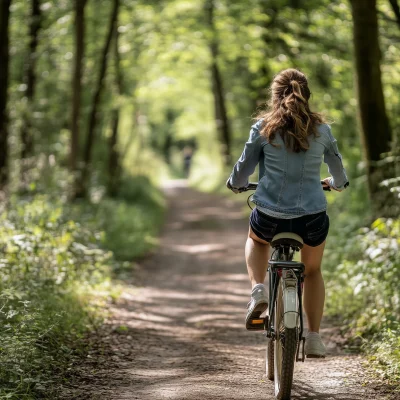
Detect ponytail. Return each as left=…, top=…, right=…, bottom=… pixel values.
left=255, top=69, right=325, bottom=153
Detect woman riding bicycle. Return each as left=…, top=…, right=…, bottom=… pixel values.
left=227, top=68, right=349, bottom=358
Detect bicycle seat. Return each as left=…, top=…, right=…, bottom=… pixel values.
left=271, top=232, right=304, bottom=249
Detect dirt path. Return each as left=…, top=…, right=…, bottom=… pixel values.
left=61, top=182, right=396, bottom=400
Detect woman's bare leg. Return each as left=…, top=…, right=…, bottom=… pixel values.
left=246, top=227, right=270, bottom=288
left=301, top=241, right=326, bottom=333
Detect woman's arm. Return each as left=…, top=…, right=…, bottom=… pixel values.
left=323, top=125, right=349, bottom=190
left=228, top=121, right=264, bottom=190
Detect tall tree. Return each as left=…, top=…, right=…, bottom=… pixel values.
left=70, top=0, right=87, bottom=179
left=76, top=0, right=120, bottom=198
left=349, top=0, right=392, bottom=210
left=204, top=0, right=231, bottom=165
left=108, top=21, right=122, bottom=197
left=0, top=0, right=11, bottom=189
left=20, top=0, right=41, bottom=164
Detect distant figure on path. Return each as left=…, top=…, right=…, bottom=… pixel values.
left=183, top=146, right=193, bottom=178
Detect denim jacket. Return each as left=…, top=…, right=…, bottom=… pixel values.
left=229, top=120, right=349, bottom=217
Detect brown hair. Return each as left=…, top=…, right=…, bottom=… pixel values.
left=255, top=68, right=325, bottom=153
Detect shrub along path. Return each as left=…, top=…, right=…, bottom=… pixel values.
left=60, top=181, right=396, bottom=400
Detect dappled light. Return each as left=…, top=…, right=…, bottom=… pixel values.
left=0, top=0, right=399, bottom=398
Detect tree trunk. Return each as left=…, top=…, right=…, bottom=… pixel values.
left=20, top=0, right=41, bottom=164
left=108, top=25, right=122, bottom=197
left=389, top=0, right=400, bottom=29
left=0, top=0, right=11, bottom=189
left=204, top=0, right=231, bottom=165
left=108, top=109, right=120, bottom=197
left=70, top=0, right=87, bottom=178
left=350, top=0, right=393, bottom=214
left=76, top=0, right=120, bottom=198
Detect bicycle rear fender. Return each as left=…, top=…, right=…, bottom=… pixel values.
left=282, top=271, right=299, bottom=329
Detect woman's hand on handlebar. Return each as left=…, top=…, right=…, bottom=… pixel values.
left=322, top=177, right=342, bottom=192
left=226, top=179, right=258, bottom=193
left=226, top=178, right=240, bottom=194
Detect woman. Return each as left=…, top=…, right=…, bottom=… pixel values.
left=226, top=68, right=349, bottom=358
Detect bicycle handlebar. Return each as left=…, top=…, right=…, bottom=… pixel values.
left=236, top=181, right=331, bottom=193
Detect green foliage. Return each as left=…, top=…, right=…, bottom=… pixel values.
left=325, top=218, right=400, bottom=330
left=365, top=328, right=400, bottom=385
left=99, top=176, right=165, bottom=261
left=73, top=175, right=166, bottom=262
left=0, top=195, right=112, bottom=399
left=0, top=175, right=165, bottom=399
left=324, top=217, right=400, bottom=385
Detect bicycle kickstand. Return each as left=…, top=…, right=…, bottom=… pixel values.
left=296, top=336, right=306, bottom=362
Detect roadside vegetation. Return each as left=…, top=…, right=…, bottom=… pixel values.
left=324, top=193, right=400, bottom=387
left=0, top=175, right=164, bottom=399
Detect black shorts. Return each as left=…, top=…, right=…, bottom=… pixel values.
left=249, top=208, right=329, bottom=247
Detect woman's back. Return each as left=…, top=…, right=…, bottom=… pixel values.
left=253, top=122, right=346, bottom=215
left=228, top=68, right=348, bottom=217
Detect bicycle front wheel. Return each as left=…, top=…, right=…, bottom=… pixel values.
left=274, top=283, right=298, bottom=400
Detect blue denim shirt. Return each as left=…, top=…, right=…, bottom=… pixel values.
left=229, top=121, right=349, bottom=217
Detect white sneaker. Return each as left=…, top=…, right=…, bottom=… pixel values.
left=245, top=283, right=268, bottom=330
left=305, top=331, right=326, bottom=358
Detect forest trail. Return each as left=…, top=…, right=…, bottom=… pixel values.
left=61, top=182, right=395, bottom=400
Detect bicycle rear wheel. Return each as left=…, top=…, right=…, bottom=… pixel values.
left=274, top=283, right=298, bottom=400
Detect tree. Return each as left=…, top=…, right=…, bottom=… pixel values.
left=70, top=0, right=87, bottom=179
left=108, top=21, right=122, bottom=197
left=204, top=0, right=231, bottom=165
left=20, top=0, right=41, bottom=165
left=0, top=0, right=11, bottom=189
left=76, top=0, right=120, bottom=198
left=349, top=0, right=392, bottom=211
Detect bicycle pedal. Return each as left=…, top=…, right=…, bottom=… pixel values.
left=247, top=317, right=267, bottom=331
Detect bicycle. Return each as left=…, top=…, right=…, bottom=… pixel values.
left=237, top=181, right=331, bottom=400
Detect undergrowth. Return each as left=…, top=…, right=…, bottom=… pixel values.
left=0, top=176, right=165, bottom=399
left=324, top=217, right=400, bottom=387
